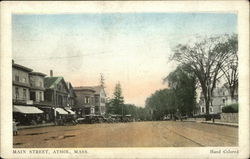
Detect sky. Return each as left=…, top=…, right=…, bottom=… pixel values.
left=12, top=13, right=237, bottom=107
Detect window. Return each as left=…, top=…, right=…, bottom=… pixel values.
left=23, top=89, right=26, bottom=99
left=84, top=96, right=90, bottom=104
left=222, top=99, right=225, bottom=104
left=40, top=82, right=43, bottom=87
left=201, top=107, right=205, bottom=113
left=15, top=87, right=19, bottom=99
left=15, top=75, right=19, bottom=82
left=209, top=107, right=213, bottom=113
left=22, top=78, right=26, bottom=83
left=101, top=98, right=105, bottom=103
left=39, top=92, right=42, bottom=101
left=95, top=97, right=99, bottom=103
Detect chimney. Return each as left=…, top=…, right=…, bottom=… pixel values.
left=50, top=70, right=53, bottom=77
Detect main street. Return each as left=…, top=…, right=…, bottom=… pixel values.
left=13, top=121, right=238, bottom=148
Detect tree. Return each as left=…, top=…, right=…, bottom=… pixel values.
left=110, top=82, right=124, bottom=115
left=165, top=65, right=197, bottom=116
left=219, top=34, right=238, bottom=101
left=172, top=35, right=235, bottom=118
left=145, top=89, right=176, bottom=120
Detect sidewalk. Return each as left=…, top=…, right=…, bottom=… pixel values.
left=17, top=123, right=55, bottom=130
left=182, top=119, right=238, bottom=127
left=201, top=121, right=238, bottom=127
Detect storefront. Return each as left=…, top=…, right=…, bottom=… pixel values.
left=13, top=105, right=44, bottom=125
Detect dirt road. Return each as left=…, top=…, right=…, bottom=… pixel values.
left=13, top=121, right=238, bottom=148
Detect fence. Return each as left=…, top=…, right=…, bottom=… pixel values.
left=220, top=113, right=238, bottom=123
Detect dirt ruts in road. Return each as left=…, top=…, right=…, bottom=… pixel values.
left=13, top=121, right=238, bottom=148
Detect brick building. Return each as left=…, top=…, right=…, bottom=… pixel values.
left=73, top=85, right=106, bottom=117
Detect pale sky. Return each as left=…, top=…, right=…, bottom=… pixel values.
left=12, top=13, right=237, bottom=107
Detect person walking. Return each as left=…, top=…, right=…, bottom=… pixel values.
left=13, top=119, right=18, bottom=136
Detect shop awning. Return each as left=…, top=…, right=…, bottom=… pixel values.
left=55, top=108, right=69, bottom=115
left=67, top=109, right=75, bottom=115
left=13, top=105, right=44, bottom=114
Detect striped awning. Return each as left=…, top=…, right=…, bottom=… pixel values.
left=55, top=108, right=69, bottom=115
left=13, top=105, right=44, bottom=114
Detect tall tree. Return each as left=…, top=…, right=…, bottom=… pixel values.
left=171, top=35, right=234, bottom=118
left=110, top=82, right=124, bottom=115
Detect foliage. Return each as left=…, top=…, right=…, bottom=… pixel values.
left=145, top=89, right=177, bottom=120
left=222, top=103, right=238, bottom=113
left=171, top=34, right=237, bottom=116
left=219, top=34, right=238, bottom=99
left=166, top=65, right=197, bottom=116
left=108, top=82, right=124, bottom=115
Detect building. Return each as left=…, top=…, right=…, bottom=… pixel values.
left=74, top=87, right=96, bottom=117
left=12, top=61, right=45, bottom=125
left=73, top=85, right=106, bottom=117
left=44, top=72, right=70, bottom=108
left=29, top=72, right=46, bottom=104
left=66, top=82, right=77, bottom=108
left=197, top=85, right=238, bottom=115
left=12, top=61, right=33, bottom=105
left=92, top=86, right=106, bottom=115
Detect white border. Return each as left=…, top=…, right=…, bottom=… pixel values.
left=1, top=1, right=249, bottom=159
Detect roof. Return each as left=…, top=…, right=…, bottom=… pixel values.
left=12, top=63, right=33, bottom=72
left=73, top=86, right=96, bottom=92
left=29, top=72, right=47, bottom=77
left=73, top=85, right=106, bottom=95
left=44, top=77, right=69, bottom=92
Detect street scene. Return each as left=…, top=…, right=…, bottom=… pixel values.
left=12, top=13, right=238, bottom=148
left=14, top=121, right=237, bottom=148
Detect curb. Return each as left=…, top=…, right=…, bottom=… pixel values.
left=17, top=123, right=55, bottom=130
left=200, top=121, right=238, bottom=128
left=182, top=120, right=238, bottom=128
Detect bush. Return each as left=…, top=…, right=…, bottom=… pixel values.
left=222, top=103, right=238, bottom=113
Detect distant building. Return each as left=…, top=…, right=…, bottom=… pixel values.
left=74, top=85, right=106, bottom=117
left=92, top=86, right=106, bottom=115
left=197, top=85, right=238, bottom=115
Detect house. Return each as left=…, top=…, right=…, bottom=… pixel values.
left=197, top=85, right=238, bottom=115
left=92, top=86, right=106, bottom=115
left=44, top=71, right=70, bottom=108
left=73, top=85, right=106, bottom=117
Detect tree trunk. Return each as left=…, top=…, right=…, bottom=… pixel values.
left=205, top=99, right=210, bottom=121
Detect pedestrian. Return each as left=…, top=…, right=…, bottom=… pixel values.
left=13, top=119, right=18, bottom=136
